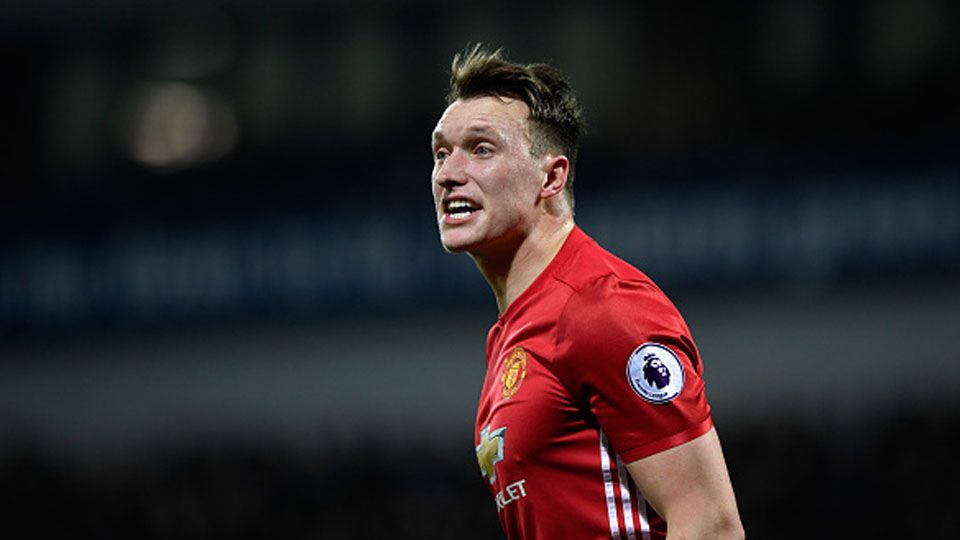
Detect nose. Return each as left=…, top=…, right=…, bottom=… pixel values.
left=433, top=148, right=467, bottom=189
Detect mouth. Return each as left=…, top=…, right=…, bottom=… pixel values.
left=443, top=198, right=482, bottom=221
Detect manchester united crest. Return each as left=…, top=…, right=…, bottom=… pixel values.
left=500, top=347, right=528, bottom=400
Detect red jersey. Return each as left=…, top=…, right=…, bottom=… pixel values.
left=475, top=226, right=713, bottom=540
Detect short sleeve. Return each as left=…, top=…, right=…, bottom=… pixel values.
left=553, top=275, right=713, bottom=463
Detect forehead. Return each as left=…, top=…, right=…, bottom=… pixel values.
left=432, top=96, right=531, bottom=142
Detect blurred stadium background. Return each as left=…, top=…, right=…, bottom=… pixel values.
left=2, top=1, right=958, bottom=538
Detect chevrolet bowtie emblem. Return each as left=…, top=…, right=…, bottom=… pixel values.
left=476, top=425, right=507, bottom=484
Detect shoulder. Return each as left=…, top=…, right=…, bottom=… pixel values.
left=556, top=273, right=687, bottom=353
left=548, top=234, right=700, bottom=373
left=552, top=231, right=679, bottom=319
left=544, top=230, right=695, bottom=365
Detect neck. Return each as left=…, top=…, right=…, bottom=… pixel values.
left=472, top=218, right=575, bottom=315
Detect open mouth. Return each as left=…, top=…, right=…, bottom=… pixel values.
left=445, top=199, right=481, bottom=220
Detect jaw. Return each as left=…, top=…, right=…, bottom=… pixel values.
left=438, top=218, right=482, bottom=253
left=438, top=213, right=529, bottom=261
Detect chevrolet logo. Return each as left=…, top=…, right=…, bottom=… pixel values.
left=476, top=425, right=507, bottom=484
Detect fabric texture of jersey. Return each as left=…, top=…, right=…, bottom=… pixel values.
left=475, top=226, right=714, bottom=540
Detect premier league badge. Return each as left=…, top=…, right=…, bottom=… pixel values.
left=626, top=343, right=685, bottom=404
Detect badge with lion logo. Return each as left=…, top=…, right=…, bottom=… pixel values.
left=501, top=347, right=528, bottom=400
left=626, top=343, right=685, bottom=404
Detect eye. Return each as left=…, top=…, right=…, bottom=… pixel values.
left=474, top=144, right=493, bottom=156
left=434, top=148, right=449, bottom=161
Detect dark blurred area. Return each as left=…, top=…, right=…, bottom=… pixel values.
left=5, top=414, right=958, bottom=539
left=2, top=1, right=959, bottom=538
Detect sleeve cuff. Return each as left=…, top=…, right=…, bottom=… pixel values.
left=618, top=415, right=715, bottom=464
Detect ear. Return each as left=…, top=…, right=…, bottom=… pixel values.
left=539, top=154, right=570, bottom=200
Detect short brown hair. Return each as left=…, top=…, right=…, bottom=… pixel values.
left=447, top=45, right=586, bottom=201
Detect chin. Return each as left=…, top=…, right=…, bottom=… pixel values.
left=439, top=230, right=483, bottom=254
left=440, top=237, right=474, bottom=254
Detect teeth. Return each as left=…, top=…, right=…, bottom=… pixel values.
left=448, top=200, right=475, bottom=211
left=450, top=211, right=472, bottom=219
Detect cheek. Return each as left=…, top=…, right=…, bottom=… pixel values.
left=504, top=162, right=543, bottom=198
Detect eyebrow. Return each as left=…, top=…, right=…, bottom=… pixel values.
left=432, top=123, right=502, bottom=146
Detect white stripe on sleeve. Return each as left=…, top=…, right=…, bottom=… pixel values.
left=615, top=456, right=637, bottom=540
left=599, top=431, right=622, bottom=540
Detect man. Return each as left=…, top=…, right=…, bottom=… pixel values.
left=430, top=45, right=744, bottom=540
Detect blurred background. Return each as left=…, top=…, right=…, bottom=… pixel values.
left=2, top=0, right=958, bottom=537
